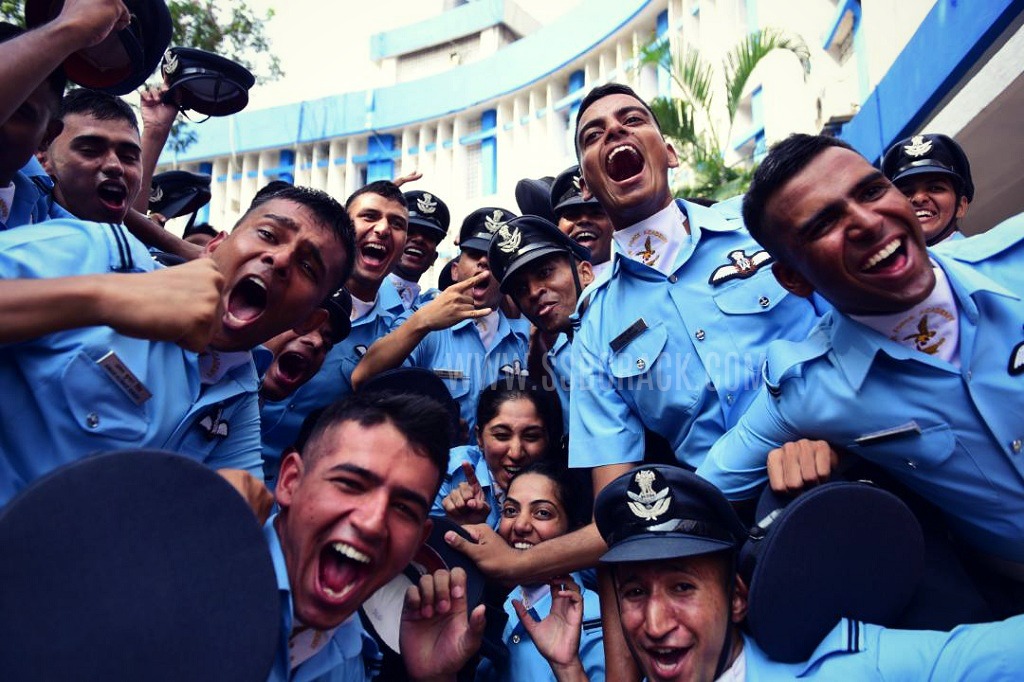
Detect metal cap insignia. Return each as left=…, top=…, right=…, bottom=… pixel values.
left=903, top=135, right=933, bottom=158
left=417, top=193, right=437, bottom=214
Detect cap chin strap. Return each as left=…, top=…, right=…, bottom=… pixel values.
left=713, top=552, right=739, bottom=680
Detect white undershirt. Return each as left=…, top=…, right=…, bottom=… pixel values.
left=198, top=349, right=251, bottom=385
left=850, top=266, right=960, bottom=366
left=389, top=273, right=421, bottom=309
left=716, top=646, right=746, bottom=681
left=350, top=295, right=375, bottom=322
left=613, top=202, right=690, bottom=275
left=475, top=309, right=499, bottom=349
left=0, top=182, right=15, bottom=223
left=288, top=617, right=340, bottom=669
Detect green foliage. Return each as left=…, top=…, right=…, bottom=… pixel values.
left=0, top=0, right=281, bottom=152
left=637, top=29, right=809, bottom=200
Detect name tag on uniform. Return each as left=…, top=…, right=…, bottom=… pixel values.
left=854, top=421, right=921, bottom=446
left=610, top=318, right=648, bottom=353
left=434, top=369, right=466, bottom=380
left=97, top=351, right=152, bottom=406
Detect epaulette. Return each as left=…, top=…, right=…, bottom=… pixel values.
left=762, top=324, right=831, bottom=398
left=934, top=211, right=1024, bottom=264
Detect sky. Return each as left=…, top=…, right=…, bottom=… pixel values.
left=242, top=0, right=582, bottom=110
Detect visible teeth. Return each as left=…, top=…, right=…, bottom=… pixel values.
left=363, top=243, right=386, bottom=254
left=575, top=231, right=597, bottom=241
left=915, top=210, right=934, bottom=219
left=406, top=247, right=424, bottom=256
left=247, top=277, right=267, bottom=290
left=863, top=239, right=900, bottom=270
left=513, top=542, right=532, bottom=550
left=607, top=145, right=633, bottom=163
left=331, top=542, right=370, bottom=564
left=322, top=583, right=355, bottom=599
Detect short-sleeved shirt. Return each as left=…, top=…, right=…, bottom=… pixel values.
left=698, top=215, right=1024, bottom=563
left=743, top=615, right=1024, bottom=680
left=409, top=312, right=529, bottom=437
left=569, top=198, right=819, bottom=470
left=0, top=219, right=262, bottom=506
left=2, top=158, right=75, bottom=230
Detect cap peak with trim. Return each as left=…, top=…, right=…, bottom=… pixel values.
left=881, top=133, right=974, bottom=202
left=458, top=206, right=518, bottom=252
left=595, top=465, right=746, bottom=564
left=488, top=215, right=591, bottom=294
left=550, top=164, right=601, bottom=215
left=403, top=189, right=450, bottom=241
left=160, top=46, right=255, bottom=117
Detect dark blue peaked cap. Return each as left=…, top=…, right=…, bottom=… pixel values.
left=488, top=214, right=591, bottom=295
left=148, top=169, right=212, bottom=219
left=595, top=465, right=746, bottom=564
left=740, top=481, right=924, bottom=663
left=161, top=46, right=256, bottom=117
left=0, top=450, right=280, bottom=681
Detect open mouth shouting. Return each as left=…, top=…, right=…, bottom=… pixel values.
left=859, top=237, right=908, bottom=275
left=96, top=180, right=128, bottom=215
left=642, top=645, right=691, bottom=680
left=317, top=540, right=372, bottom=606
left=606, top=144, right=646, bottom=183
left=359, top=241, right=391, bottom=272
left=274, top=350, right=311, bottom=386
left=225, top=275, right=268, bottom=330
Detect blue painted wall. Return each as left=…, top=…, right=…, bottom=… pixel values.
left=840, top=0, right=1024, bottom=163
left=161, top=0, right=651, bottom=165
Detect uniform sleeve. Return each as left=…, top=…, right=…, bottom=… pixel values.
left=697, top=385, right=803, bottom=500
left=568, top=328, right=644, bottom=468
left=204, top=392, right=264, bottom=476
left=0, top=220, right=109, bottom=279
left=578, top=589, right=606, bottom=681
left=870, top=615, right=1024, bottom=680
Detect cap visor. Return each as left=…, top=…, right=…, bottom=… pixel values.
left=600, top=534, right=735, bottom=564
left=554, top=195, right=600, bottom=214
left=460, top=237, right=492, bottom=252
left=499, top=246, right=566, bottom=293
left=407, top=217, right=446, bottom=238
left=893, top=166, right=959, bottom=186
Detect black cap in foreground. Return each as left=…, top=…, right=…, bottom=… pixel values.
left=488, top=214, right=590, bottom=294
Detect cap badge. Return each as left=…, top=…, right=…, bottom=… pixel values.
left=1009, top=341, right=1024, bottom=376
left=709, top=249, right=773, bottom=286
left=572, top=174, right=582, bottom=193
left=627, top=470, right=671, bottom=522
left=485, top=210, right=506, bottom=234
left=496, top=225, right=522, bottom=254
left=903, top=135, right=933, bottom=158
left=149, top=185, right=164, bottom=203
left=162, top=49, right=179, bottom=77
left=417, top=193, right=437, bottom=215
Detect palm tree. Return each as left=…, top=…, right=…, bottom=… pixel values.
left=637, top=29, right=811, bottom=200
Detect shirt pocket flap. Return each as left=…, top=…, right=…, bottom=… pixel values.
left=712, top=275, right=789, bottom=315
left=609, top=322, right=669, bottom=379
left=847, top=422, right=956, bottom=469
left=61, top=350, right=149, bottom=441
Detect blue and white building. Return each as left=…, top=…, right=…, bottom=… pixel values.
left=158, top=0, right=1024, bottom=283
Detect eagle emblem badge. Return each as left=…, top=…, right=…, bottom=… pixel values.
left=162, top=49, right=179, bottom=77
left=149, top=185, right=164, bottom=203
left=708, top=249, right=773, bottom=285
left=417, top=193, right=437, bottom=214
left=626, top=470, right=671, bottom=522
left=496, top=225, right=522, bottom=254
left=198, top=406, right=229, bottom=440
left=903, top=135, right=933, bottom=158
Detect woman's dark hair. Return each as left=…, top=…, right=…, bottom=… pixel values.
left=506, top=461, right=589, bottom=531
left=475, top=376, right=563, bottom=457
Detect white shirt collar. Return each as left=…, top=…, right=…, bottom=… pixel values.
left=613, top=201, right=689, bottom=274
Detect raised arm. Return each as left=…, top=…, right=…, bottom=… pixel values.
left=351, top=271, right=491, bottom=388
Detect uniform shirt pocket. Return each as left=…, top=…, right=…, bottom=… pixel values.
left=61, top=350, right=150, bottom=441
left=609, top=322, right=669, bottom=379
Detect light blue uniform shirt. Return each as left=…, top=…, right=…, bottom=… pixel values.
left=569, top=199, right=819, bottom=470
left=699, top=216, right=1024, bottom=562
left=475, top=573, right=604, bottom=682
left=0, top=219, right=262, bottom=505
left=743, top=615, right=1024, bottom=680
left=260, top=289, right=409, bottom=468
left=431, top=445, right=502, bottom=529
left=409, top=312, right=529, bottom=438
left=2, top=158, right=75, bottom=230
left=263, top=517, right=381, bottom=682
left=546, top=334, right=572, bottom=433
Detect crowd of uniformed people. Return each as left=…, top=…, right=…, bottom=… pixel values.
left=3, top=1, right=1024, bottom=680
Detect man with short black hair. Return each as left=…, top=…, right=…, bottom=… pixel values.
left=387, top=189, right=450, bottom=310
left=268, top=390, right=479, bottom=681
left=550, top=164, right=613, bottom=274
left=0, top=182, right=354, bottom=505
left=698, top=134, right=1024, bottom=583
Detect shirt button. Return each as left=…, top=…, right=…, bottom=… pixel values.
left=1013, top=440, right=1022, bottom=454
left=511, top=635, right=520, bottom=644
left=695, top=329, right=706, bottom=342
left=726, top=393, right=735, bottom=405
left=668, top=275, right=678, bottom=283
left=905, top=459, right=917, bottom=469
left=758, top=296, right=770, bottom=308
left=636, top=358, right=646, bottom=370
left=85, top=413, right=100, bottom=429
left=965, top=371, right=973, bottom=382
